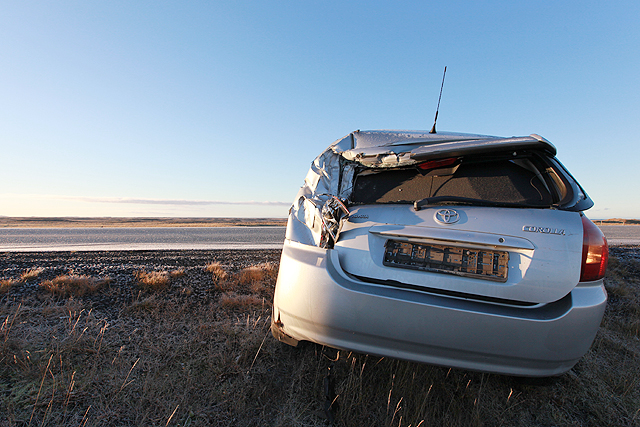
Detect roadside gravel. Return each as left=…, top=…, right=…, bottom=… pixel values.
left=0, top=249, right=282, bottom=317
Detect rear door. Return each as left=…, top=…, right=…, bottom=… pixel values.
left=334, top=204, right=583, bottom=304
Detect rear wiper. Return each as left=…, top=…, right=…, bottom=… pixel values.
left=413, top=196, right=548, bottom=211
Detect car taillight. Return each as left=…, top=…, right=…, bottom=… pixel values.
left=580, top=216, right=608, bottom=282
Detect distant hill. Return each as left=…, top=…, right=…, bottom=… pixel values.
left=593, top=218, right=640, bottom=225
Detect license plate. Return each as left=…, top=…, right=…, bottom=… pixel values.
left=383, top=240, right=509, bottom=282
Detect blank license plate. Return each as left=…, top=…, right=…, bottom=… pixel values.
left=384, top=240, right=509, bottom=282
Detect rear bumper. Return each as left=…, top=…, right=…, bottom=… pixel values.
left=272, top=240, right=607, bottom=377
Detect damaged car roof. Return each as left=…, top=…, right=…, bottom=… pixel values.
left=330, top=130, right=557, bottom=167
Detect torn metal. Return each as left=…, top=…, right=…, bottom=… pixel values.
left=319, top=196, right=350, bottom=249
left=286, top=130, right=558, bottom=247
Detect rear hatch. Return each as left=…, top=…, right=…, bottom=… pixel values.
left=335, top=205, right=583, bottom=304
left=334, top=146, right=587, bottom=305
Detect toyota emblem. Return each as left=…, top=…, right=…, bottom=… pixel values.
left=434, top=209, right=460, bottom=225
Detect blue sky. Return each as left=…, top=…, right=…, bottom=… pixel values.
left=1, top=1, right=638, bottom=219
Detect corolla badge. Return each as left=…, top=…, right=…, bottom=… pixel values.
left=434, top=209, right=460, bottom=225
left=523, top=225, right=565, bottom=236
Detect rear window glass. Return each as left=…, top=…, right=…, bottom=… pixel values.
left=351, top=154, right=564, bottom=207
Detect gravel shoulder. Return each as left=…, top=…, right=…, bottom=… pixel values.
left=0, top=249, right=282, bottom=324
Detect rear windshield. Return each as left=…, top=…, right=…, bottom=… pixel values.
left=350, top=152, right=568, bottom=207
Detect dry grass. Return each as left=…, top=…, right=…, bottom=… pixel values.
left=215, top=263, right=277, bottom=308
left=126, top=295, right=159, bottom=313
left=39, top=274, right=111, bottom=297
left=236, top=265, right=267, bottom=285
left=169, top=268, right=185, bottom=278
left=236, top=263, right=278, bottom=297
left=135, top=270, right=171, bottom=291
left=220, top=292, right=264, bottom=309
left=0, top=278, right=20, bottom=294
left=2, top=267, right=46, bottom=294
left=205, top=262, right=228, bottom=280
left=20, top=267, right=44, bottom=281
left=602, top=256, right=640, bottom=338
left=1, top=252, right=639, bottom=426
left=206, top=262, right=231, bottom=291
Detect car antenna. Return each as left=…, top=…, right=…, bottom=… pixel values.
left=429, top=66, right=447, bottom=134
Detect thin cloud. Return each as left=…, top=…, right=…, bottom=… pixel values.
left=3, top=194, right=290, bottom=207
left=66, top=196, right=291, bottom=206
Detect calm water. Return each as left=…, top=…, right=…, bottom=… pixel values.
left=0, top=227, right=286, bottom=251
left=0, top=225, right=637, bottom=252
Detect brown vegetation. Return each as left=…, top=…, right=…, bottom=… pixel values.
left=1, top=248, right=639, bottom=426
left=205, top=261, right=229, bottom=280
left=40, top=273, right=111, bottom=297
left=169, top=268, right=185, bottom=278
left=20, top=267, right=44, bottom=281
left=236, top=263, right=278, bottom=297
left=220, top=292, right=264, bottom=309
left=205, top=262, right=231, bottom=292
left=0, top=278, right=20, bottom=294
left=135, top=270, right=171, bottom=291
left=1, top=267, right=46, bottom=294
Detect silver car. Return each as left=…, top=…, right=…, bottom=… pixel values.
left=271, top=130, right=608, bottom=377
